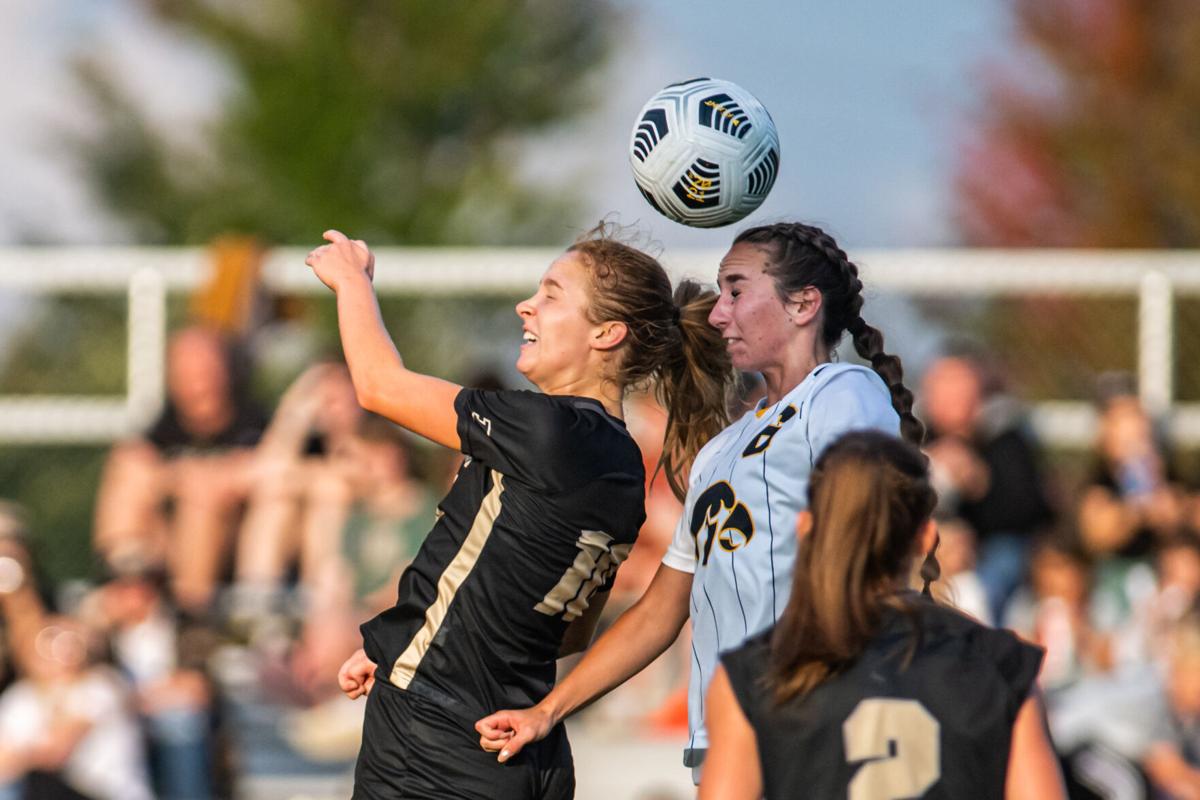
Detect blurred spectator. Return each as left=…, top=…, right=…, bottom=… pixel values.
left=78, top=556, right=218, bottom=800
left=0, top=504, right=49, bottom=696
left=1156, top=534, right=1200, bottom=623
left=1005, top=536, right=1112, bottom=689
left=1078, top=387, right=1187, bottom=561
left=934, top=517, right=992, bottom=625
left=1142, top=611, right=1200, bottom=797
left=93, top=326, right=268, bottom=614
left=921, top=353, right=1056, bottom=623
left=1112, top=532, right=1200, bottom=671
left=1079, top=384, right=1185, bottom=559
left=232, top=361, right=364, bottom=614
left=329, top=416, right=437, bottom=610
left=1045, top=607, right=1200, bottom=800
left=0, top=616, right=154, bottom=800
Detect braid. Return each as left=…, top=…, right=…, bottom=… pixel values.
left=735, top=222, right=926, bottom=445
left=847, top=318, right=925, bottom=445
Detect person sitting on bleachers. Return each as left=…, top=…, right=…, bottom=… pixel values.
left=93, top=325, right=268, bottom=615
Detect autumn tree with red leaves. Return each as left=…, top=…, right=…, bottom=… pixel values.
left=956, top=0, right=1200, bottom=247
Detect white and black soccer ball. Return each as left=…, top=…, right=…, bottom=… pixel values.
left=629, top=77, right=781, bottom=228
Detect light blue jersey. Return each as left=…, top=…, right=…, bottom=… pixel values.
left=661, top=363, right=900, bottom=766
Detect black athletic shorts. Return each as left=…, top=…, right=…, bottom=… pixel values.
left=352, top=681, right=575, bottom=800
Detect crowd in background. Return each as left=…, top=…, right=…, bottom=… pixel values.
left=0, top=324, right=1199, bottom=799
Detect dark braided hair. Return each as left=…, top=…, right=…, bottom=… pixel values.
left=733, top=223, right=925, bottom=445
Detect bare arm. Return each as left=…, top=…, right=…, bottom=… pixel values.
left=558, top=590, right=610, bottom=658
left=1143, top=742, right=1200, bottom=799
left=698, top=665, right=762, bottom=800
left=1006, top=693, right=1067, bottom=800
left=26, top=717, right=92, bottom=772
left=306, top=231, right=462, bottom=450
left=476, top=563, right=692, bottom=760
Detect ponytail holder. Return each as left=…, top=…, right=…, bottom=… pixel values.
left=847, top=316, right=867, bottom=336
left=671, top=305, right=682, bottom=326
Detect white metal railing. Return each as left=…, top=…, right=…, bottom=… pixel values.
left=0, top=246, right=1196, bottom=446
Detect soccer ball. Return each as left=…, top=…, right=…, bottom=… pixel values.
left=629, top=78, right=781, bottom=228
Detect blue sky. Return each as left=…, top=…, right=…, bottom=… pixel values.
left=570, top=0, right=1011, bottom=247
left=0, top=0, right=1009, bottom=248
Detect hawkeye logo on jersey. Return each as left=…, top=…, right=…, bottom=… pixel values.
left=743, top=404, right=798, bottom=457
left=690, top=481, right=755, bottom=565
left=471, top=412, right=493, bottom=436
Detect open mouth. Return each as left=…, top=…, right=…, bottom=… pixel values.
left=522, top=331, right=539, bottom=346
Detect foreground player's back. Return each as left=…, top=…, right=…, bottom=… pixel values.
left=723, top=594, right=1043, bottom=800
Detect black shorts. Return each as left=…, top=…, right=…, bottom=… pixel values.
left=352, top=681, right=575, bottom=800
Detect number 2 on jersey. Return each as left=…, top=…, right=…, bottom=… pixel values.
left=535, top=530, right=631, bottom=622
left=843, top=698, right=940, bottom=800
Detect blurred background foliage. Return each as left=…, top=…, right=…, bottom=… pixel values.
left=70, top=0, right=615, bottom=245
left=955, top=0, right=1200, bottom=247
left=937, top=0, right=1200, bottom=410
left=5, top=0, right=1200, bottom=584
left=1, top=0, right=616, bottom=583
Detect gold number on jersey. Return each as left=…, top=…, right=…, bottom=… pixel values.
left=689, top=481, right=754, bottom=565
left=741, top=405, right=797, bottom=457
left=535, top=530, right=631, bottom=622
left=843, top=698, right=940, bottom=800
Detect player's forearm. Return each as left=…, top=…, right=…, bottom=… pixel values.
left=334, top=274, right=405, bottom=411
left=541, top=580, right=688, bottom=723
left=542, top=608, right=679, bottom=723
left=331, top=274, right=462, bottom=449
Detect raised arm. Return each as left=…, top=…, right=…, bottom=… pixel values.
left=475, top=562, right=692, bottom=761
left=306, top=230, right=462, bottom=449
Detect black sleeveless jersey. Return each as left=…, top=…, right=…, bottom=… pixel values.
left=722, top=595, right=1043, bottom=800
left=360, top=389, right=645, bottom=721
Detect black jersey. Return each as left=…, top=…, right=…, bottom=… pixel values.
left=722, top=594, right=1044, bottom=800
left=360, top=389, right=645, bottom=721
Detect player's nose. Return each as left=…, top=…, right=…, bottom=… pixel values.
left=708, top=296, right=731, bottom=330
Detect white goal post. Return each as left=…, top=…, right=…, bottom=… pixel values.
left=0, top=246, right=1196, bottom=447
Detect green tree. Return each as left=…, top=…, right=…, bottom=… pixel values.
left=0, top=2, right=617, bottom=584
left=72, top=0, right=614, bottom=245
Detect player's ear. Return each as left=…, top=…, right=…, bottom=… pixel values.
left=591, top=320, right=628, bottom=352
left=795, top=510, right=813, bottom=541
left=785, top=286, right=822, bottom=328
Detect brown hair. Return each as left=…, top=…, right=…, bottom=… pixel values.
left=769, top=430, right=937, bottom=703
left=569, top=226, right=735, bottom=500
left=734, top=223, right=924, bottom=444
